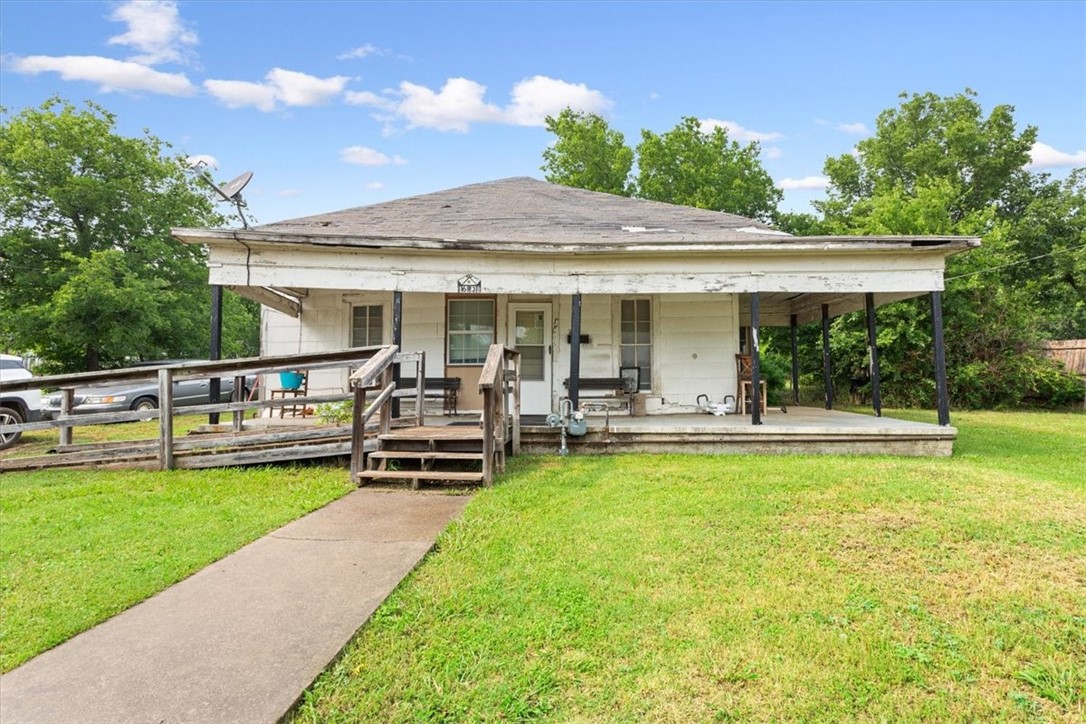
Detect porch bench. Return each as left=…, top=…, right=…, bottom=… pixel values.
left=562, top=377, right=633, bottom=412
left=423, top=377, right=460, bottom=415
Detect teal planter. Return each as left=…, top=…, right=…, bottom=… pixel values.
left=279, top=371, right=305, bottom=390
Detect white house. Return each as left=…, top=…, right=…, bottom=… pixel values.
left=173, top=177, right=978, bottom=426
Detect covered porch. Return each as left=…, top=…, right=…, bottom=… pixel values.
left=173, top=177, right=978, bottom=458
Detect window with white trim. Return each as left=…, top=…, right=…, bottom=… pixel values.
left=351, top=305, right=384, bottom=347
left=620, top=298, right=651, bottom=390
left=447, top=298, right=495, bottom=365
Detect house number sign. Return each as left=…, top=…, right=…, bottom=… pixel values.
left=457, top=274, right=483, bottom=293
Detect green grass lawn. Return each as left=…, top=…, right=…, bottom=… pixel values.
left=294, top=410, right=1085, bottom=722
left=0, top=464, right=354, bottom=672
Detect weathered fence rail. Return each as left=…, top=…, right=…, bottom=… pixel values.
left=0, top=346, right=431, bottom=472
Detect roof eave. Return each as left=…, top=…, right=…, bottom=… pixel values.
left=171, top=228, right=981, bottom=255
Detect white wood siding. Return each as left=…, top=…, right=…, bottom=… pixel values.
left=258, top=290, right=744, bottom=414
left=656, top=294, right=737, bottom=408
left=206, top=244, right=949, bottom=297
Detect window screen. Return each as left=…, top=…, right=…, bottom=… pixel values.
left=448, top=299, right=495, bottom=365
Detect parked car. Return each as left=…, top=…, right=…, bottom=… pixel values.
left=41, top=363, right=254, bottom=420
left=0, top=354, right=43, bottom=450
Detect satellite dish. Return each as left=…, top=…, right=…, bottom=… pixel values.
left=211, top=171, right=253, bottom=202
left=200, top=170, right=254, bottom=229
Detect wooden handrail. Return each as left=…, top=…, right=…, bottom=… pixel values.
left=478, top=344, right=521, bottom=486
left=0, top=346, right=390, bottom=394
left=348, top=345, right=400, bottom=388
left=349, top=346, right=404, bottom=480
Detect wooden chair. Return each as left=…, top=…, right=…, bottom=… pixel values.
left=270, top=371, right=309, bottom=418
left=735, top=354, right=767, bottom=415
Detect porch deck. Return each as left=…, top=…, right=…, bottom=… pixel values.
left=518, top=407, right=956, bottom=457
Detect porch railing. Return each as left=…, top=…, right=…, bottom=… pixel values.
left=346, top=345, right=430, bottom=478
left=478, top=344, right=521, bottom=485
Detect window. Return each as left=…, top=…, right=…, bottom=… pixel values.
left=620, top=298, right=651, bottom=390
left=448, top=298, right=495, bottom=365
left=351, top=305, right=383, bottom=347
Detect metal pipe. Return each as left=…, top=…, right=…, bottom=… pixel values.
left=821, top=303, right=833, bottom=410
left=751, top=292, right=762, bottom=425
left=209, top=284, right=222, bottom=424
left=931, top=291, right=950, bottom=426
left=569, top=293, right=582, bottom=410
left=865, top=292, right=882, bottom=417
left=790, top=313, right=799, bottom=406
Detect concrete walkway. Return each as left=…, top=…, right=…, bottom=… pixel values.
left=0, top=489, right=471, bottom=724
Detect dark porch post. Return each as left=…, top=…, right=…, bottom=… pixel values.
left=391, top=291, right=403, bottom=418
left=208, top=284, right=222, bottom=425
left=789, top=313, right=799, bottom=405
left=750, top=292, right=763, bottom=425
left=569, top=293, right=582, bottom=409
left=865, top=292, right=882, bottom=417
left=821, top=303, right=833, bottom=410
left=931, top=291, right=951, bottom=426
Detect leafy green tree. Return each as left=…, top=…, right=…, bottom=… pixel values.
left=541, top=111, right=782, bottom=221
left=800, top=89, right=1083, bottom=408
left=636, top=117, right=781, bottom=221
left=0, top=98, right=258, bottom=372
left=817, top=89, right=1036, bottom=226
left=541, top=109, right=634, bottom=195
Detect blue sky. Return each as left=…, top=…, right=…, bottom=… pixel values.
left=2, top=0, right=1084, bottom=225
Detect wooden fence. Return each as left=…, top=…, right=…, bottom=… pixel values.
left=0, top=346, right=427, bottom=471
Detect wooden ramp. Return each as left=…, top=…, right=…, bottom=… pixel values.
left=0, top=425, right=361, bottom=473
left=357, top=425, right=492, bottom=488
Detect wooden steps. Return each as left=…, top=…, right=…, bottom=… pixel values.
left=367, top=451, right=482, bottom=461
left=358, top=424, right=492, bottom=488
left=355, top=470, right=484, bottom=483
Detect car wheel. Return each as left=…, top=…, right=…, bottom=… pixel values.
left=0, top=406, right=24, bottom=450
left=131, top=397, right=158, bottom=420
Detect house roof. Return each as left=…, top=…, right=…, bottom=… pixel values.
left=174, top=176, right=980, bottom=255
left=250, top=177, right=788, bottom=245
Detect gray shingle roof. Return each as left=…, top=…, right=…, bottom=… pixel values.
left=254, top=177, right=788, bottom=245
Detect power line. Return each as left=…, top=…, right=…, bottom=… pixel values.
left=945, top=242, right=1086, bottom=282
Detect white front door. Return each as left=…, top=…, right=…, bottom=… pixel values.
left=508, top=304, right=553, bottom=415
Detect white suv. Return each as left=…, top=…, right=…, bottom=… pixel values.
left=0, top=354, right=42, bottom=450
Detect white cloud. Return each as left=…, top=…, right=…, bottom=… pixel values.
left=340, top=146, right=407, bottom=166
left=762, top=146, right=783, bottom=160
left=337, top=44, right=382, bottom=60
left=108, top=0, right=197, bottom=65
left=1027, top=141, right=1086, bottom=169
left=9, top=54, right=195, bottom=95
left=395, top=78, right=504, bottom=131
left=837, top=122, right=868, bottom=135
left=265, top=68, right=350, bottom=106
left=699, top=119, right=784, bottom=142
left=347, top=75, right=611, bottom=132
left=186, top=154, right=219, bottom=169
left=204, top=68, right=350, bottom=111
left=344, top=90, right=396, bottom=110
left=204, top=79, right=278, bottom=111
left=779, top=176, right=830, bottom=190
left=365, top=181, right=385, bottom=190
left=505, top=75, right=611, bottom=126
left=277, top=189, right=302, bottom=197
